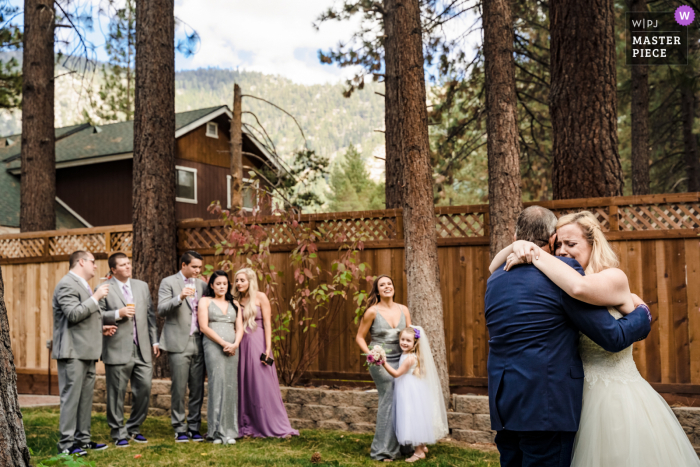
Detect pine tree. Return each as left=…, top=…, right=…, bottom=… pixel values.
left=327, top=145, right=385, bottom=212
left=85, top=0, right=135, bottom=123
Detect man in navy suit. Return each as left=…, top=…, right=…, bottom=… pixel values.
left=485, top=206, right=651, bottom=467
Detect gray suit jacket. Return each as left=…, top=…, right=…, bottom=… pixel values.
left=52, top=273, right=113, bottom=361
left=99, top=277, right=158, bottom=365
left=157, top=273, right=207, bottom=353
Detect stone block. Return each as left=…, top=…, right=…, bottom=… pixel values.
left=280, top=387, right=289, bottom=402
left=673, top=407, right=700, bottom=430
left=683, top=425, right=694, bottom=436
left=447, top=412, right=473, bottom=431
left=367, top=408, right=378, bottom=422
left=320, top=390, right=354, bottom=407
left=151, top=379, right=171, bottom=395
left=353, top=392, right=379, bottom=408
left=92, top=389, right=105, bottom=404
left=287, top=388, right=321, bottom=405
left=454, top=396, right=490, bottom=415
left=318, top=420, right=349, bottom=431
left=303, top=405, right=335, bottom=422
left=124, top=393, right=132, bottom=407
left=203, top=382, right=208, bottom=397
left=290, top=418, right=317, bottom=430
left=335, top=406, right=370, bottom=424
left=92, top=403, right=107, bottom=413
left=473, top=414, right=492, bottom=432
left=94, top=377, right=106, bottom=391
left=349, top=422, right=376, bottom=433
left=153, top=394, right=172, bottom=410
left=148, top=407, right=167, bottom=417
left=452, top=429, right=495, bottom=444
left=285, top=403, right=302, bottom=419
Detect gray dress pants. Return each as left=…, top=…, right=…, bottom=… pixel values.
left=57, top=359, right=96, bottom=452
left=105, top=344, right=153, bottom=440
left=168, top=333, right=205, bottom=433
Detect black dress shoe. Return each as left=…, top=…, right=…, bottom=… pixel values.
left=83, top=442, right=108, bottom=451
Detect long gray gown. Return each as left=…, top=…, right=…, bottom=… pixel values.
left=368, top=311, right=406, bottom=460
left=202, top=301, right=239, bottom=442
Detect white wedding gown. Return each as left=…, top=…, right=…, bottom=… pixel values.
left=571, top=307, right=700, bottom=466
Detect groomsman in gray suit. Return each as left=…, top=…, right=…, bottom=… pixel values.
left=53, top=250, right=113, bottom=456
left=100, top=252, right=159, bottom=447
left=157, top=250, right=207, bottom=442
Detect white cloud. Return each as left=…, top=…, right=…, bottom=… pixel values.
left=174, top=0, right=362, bottom=85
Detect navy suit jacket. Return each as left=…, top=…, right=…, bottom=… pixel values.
left=484, top=257, right=651, bottom=432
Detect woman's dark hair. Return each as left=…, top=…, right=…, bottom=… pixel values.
left=204, top=270, right=234, bottom=303
left=364, top=274, right=394, bottom=316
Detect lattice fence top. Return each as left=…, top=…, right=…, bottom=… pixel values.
left=1, top=194, right=699, bottom=262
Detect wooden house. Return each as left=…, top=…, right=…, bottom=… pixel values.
left=0, top=105, right=282, bottom=229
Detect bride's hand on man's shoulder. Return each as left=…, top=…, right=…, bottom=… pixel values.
left=512, top=240, right=541, bottom=263
left=504, top=253, right=524, bottom=271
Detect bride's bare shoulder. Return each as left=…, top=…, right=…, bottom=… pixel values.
left=596, top=267, right=630, bottom=284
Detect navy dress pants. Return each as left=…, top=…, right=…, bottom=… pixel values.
left=496, top=430, right=576, bottom=467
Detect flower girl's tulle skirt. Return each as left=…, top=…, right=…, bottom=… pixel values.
left=394, top=373, right=436, bottom=446
left=571, top=378, right=700, bottom=466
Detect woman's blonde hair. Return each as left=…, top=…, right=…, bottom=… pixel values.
left=233, top=267, right=259, bottom=332
left=556, top=211, right=618, bottom=274
left=400, top=327, right=422, bottom=378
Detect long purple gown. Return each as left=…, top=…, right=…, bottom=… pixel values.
left=238, top=306, right=299, bottom=438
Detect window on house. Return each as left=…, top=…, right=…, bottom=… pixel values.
left=206, top=122, right=218, bottom=138
left=176, top=166, right=197, bottom=203
left=227, top=175, right=256, bottom=210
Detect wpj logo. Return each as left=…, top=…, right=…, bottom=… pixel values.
left=625, top=7, right=692, bottom=66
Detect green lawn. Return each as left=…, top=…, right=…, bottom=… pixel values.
left=23, top=407, right=500, bottom=466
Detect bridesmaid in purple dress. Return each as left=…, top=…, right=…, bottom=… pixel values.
left=233, top=267, right=299, bottom=438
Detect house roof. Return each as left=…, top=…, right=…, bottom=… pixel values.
left=2, top=105, right=283, bottom=172
left=0, top=168, right=89, bottom=229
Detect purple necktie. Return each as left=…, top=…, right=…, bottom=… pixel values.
left=123, top=284, right=138, bottom=345
left=187, top=279, right=199, bottom=335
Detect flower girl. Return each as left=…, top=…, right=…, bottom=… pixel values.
left=382, top=326, right=448, bottom=463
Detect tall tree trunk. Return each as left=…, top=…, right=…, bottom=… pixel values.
left=20, top=0, right=55, bottom=232
left=483, top=0, right=522, bottom=259
left=394, top=0, right=449, bottom=405
left=230, top=83, right=243, bottom=208
left=550, top=0, right=623, bottom=199
left=383, top=0, right=403, bottom=209
left=630, top=0, right=650, bottom=195
left=0, top=267, right=31, bottom=467
left=133, top=0, right=176, bottom=378
left=681, top=84, right=700, bottom=192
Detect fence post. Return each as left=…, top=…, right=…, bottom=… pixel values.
left=609, top=205, right=619, bottom=232
left=396, top=211, right=404, bottom=241
left=105, top=231, right=112, bottom=254
left=43, top=236, right=50, bottom=260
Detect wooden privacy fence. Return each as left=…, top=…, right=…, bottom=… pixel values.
left=4, top=193, right=700, bottom=395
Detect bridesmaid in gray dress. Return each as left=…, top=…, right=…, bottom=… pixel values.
left=355, top=275, right=412, bottom=461
left=198, top=270, right=244, bottom=445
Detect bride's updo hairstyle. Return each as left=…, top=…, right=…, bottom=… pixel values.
left=556, top=211, right=618, bottom=274
left=400, top=327, right=423, bottom=378
left=233, top=267, right=260, bottom=333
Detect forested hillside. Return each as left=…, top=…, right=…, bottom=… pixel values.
left=0, top=62, right=386, bottom=174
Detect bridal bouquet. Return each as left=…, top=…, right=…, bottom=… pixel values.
left=363, top=345, right=388, bottom=367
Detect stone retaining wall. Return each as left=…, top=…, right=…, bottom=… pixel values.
left=90, top=377, right=700, bottom=451
left=91, top=377, right=497, bottom=442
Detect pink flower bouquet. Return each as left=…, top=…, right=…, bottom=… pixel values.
left=364, top=345, right=388, bottom=367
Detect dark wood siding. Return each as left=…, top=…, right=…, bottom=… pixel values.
left=176, top=114, right=230, bottom=167
left=175, top=158, right=229, bottom=220
left=54, top=117, right=273, bottom=226
left=56, top=159, right=132, bottom=226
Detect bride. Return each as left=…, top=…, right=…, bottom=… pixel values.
left=490, top=210, right=700, bottom=466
